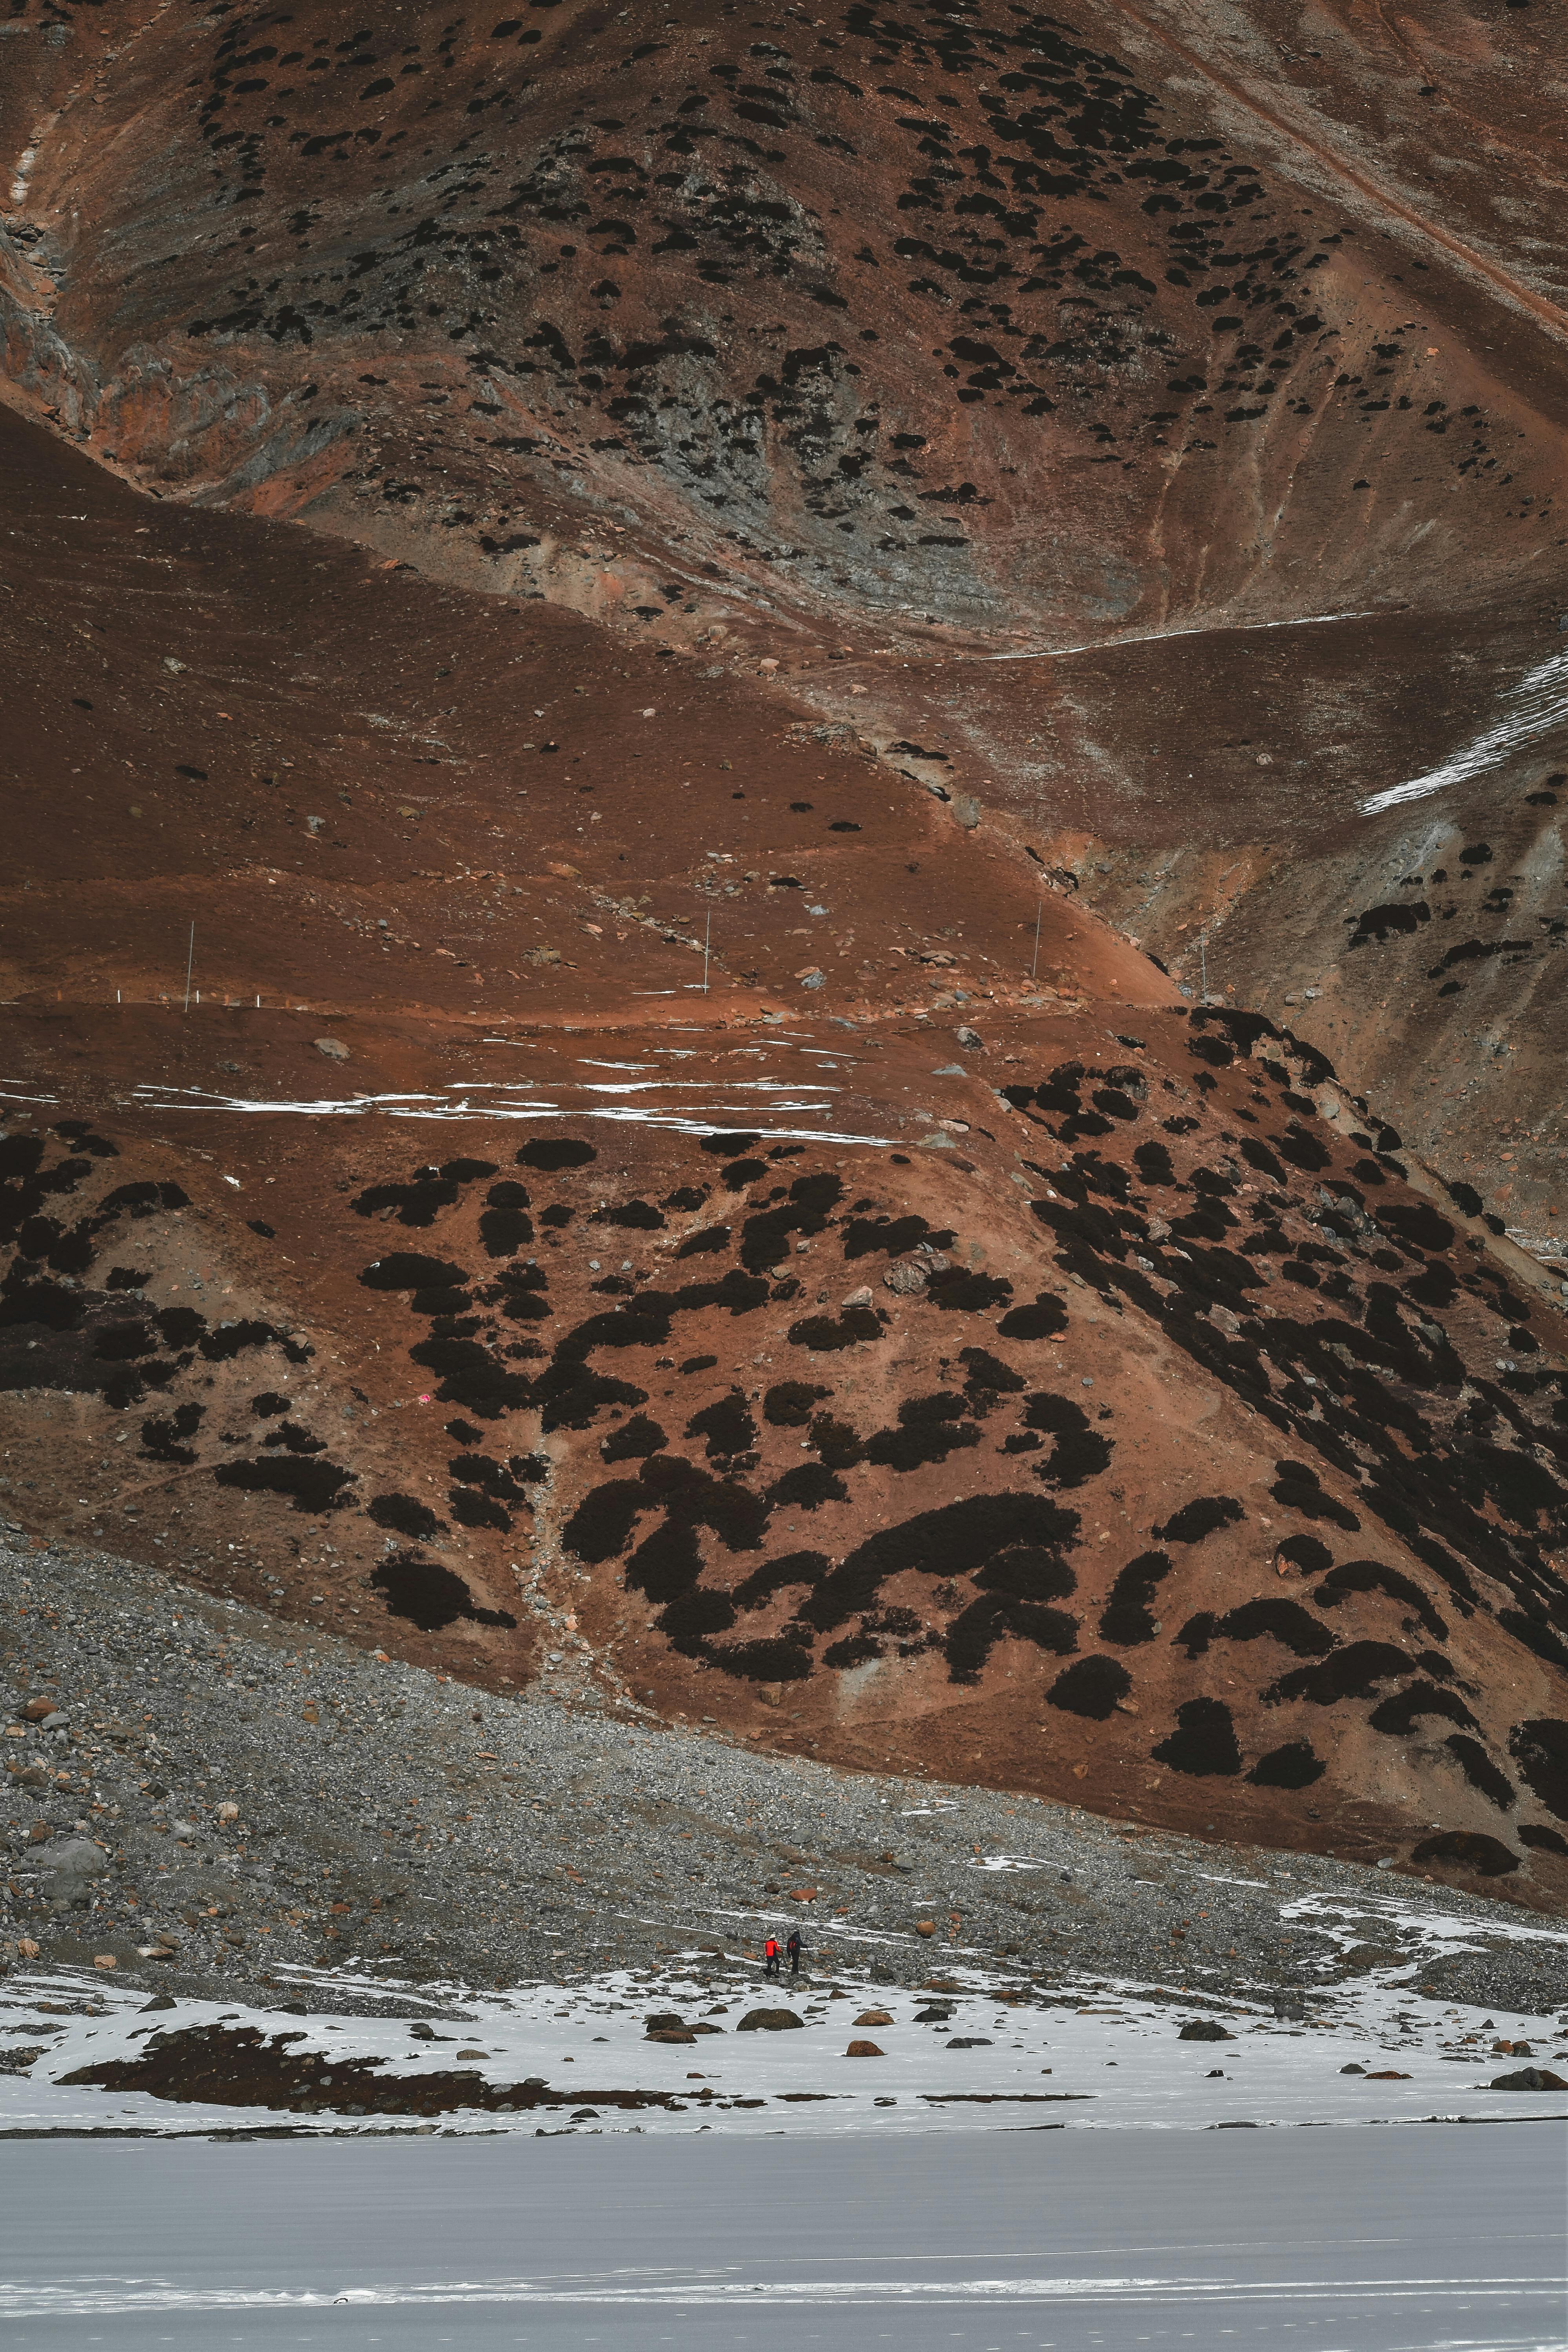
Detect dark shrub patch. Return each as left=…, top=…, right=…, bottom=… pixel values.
left=763, top=1380, right=828, bottom=1425
left=367, top=1493, right=445, bottom=1539
left=563, top=1479, right=650, bottom=1562
left=1247, top=1740, right=1325, bottom=1789
left=1519, top=1824, right=1568, bottom=1857
left=370, top=1550, right=516, bottom=1630
left=450, top=1488, right=512, bottom=1531
left=996, top=1293, right=1068, bottom=1341
left=214, top=1456, right=356, bottom=1512
left=1270, top=1461, right=1360, bottom=1532
left=1409, top=1829, right=1517, bottom=1877
left=1267, top=1641, right=1411, bottom=1705
left=675, top=1225, right=730, bottom=1258
left=946, top=1594, right=1076, bottom=1680
left=1508, top=1719, right=1568, bottom=1820
left=842, top=1212, right=952, bottom=1260
left=1047, top=1654, right=1130, bottom=1720
left=1274, top=1124, right=1330, bottom=1174
left=1315, top=1560, right=1447, bottom=1640
left=140, top=1401, right=203, bottom=1465
left=686, top=1393, right=756, bottom=1459
left=601, top=1414, right=666, bottom=1463
left=409, top=1336, right=534, bottom=1419
left=958, top=1347, right=1024, bottom=1396
left=200, top=1319, right=279, bottom=1363
left=824, top=1631, right=883, bottom=1669
left=925, top=1267, right=1013, bottom=1312
left=865, top=1395, right=980, bottom=1473
left=766, top=1462, right=848, bottom=1511
left=592, top=1197, right=666, bottom=1230
left=352, top=1177, right=460, bottom=1227
left=93, top=1322, right=156, bottom=1361
left=1369, top=1680, right=1479, bottom=1736
left=704, top=1635, right=813, bottom=1680
left=732, top=1551, right=829, bottom=1609
left=809, top=1412, right=863, bottom=1468
left=530, top=1360, right=647, bottom=1431
left=518, top=1138, right=597, bottom=1171
left=1019, top=1392, right=1112, bottom=1489
left=1153, top=1697, right=1242, bottom=1777
left=360, top=1253, right=468, bottom=1290
left=479, top=1205, right=534, bottom=1255
left=1276, top=1533, right=1332, bottom=1575
left=975, top=1543, right=1076, bottom=1603
left=1445, top=1734, right=1514, bottom=1810
left=788, top=1307, right=882, bottom=1351
left=805, top=1493, right=1078, bottom=1631
left=1211, top=1598, right=1335, bottom=1656
left=658, top=1588, right=737, bottom=1640
left=1099, top=1549, right=1171, bottom=1644
left=1154, top=1496, right=1243, bottom=1545
left=1374, top=1201, right=1454, bottom=1254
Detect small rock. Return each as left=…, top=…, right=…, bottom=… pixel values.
left=915, top=1921, right=937, bottom=1938
left=216, top=1801, right=239, bottom=1823
left=313, top=1036, right=349, bottom=1062
left=854, top=2009, right=893, bottom=2028
left=737, top=2008, right=804, bottom=2032
left=795, top=967, right=825, bottom=991
left=1340, top=2063, right=1365, bottom=2076
left=1490, top=2065, right=1568, bottom=2091
left=93, top=1954, right=117, bottom=1971
left=846, top=2040, right=884, bottom=2057
left=1363, top=2070, right=1410, bottom=2081
left=884, top=1258, right=928, bottom=1296
left=21, top=1697, right=58, bottom=1722
left=15, top=1940, right=39, bottom=1961
left=840, top=1285, right=873, bottom=1310
left=1178, top=2020, right=1235, bottom=2042
left=947, top=2036, right=992, bottom=2049
left=955, top=1026, right=983, bottom=1050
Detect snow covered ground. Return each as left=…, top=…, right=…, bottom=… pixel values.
left=2, top=1882, right=1564, bottom=2141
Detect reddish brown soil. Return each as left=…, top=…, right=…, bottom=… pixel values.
left=2, top=4, right=1566, bottom=1908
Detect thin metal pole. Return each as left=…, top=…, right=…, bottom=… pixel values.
left=1031, top=897, right=1042, bottom=980
left=183, top=923, right=195, bottom=1013
left=702, top=905, right=711, bottom=996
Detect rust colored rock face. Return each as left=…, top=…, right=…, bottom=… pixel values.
left=0, top=0, right=1564, bottom=1904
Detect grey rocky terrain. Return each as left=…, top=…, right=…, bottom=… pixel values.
left=3, top=1535, right=1564, bottom=2035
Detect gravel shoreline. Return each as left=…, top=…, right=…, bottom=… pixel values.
left=3, top=1536, right=1563, bottom=2029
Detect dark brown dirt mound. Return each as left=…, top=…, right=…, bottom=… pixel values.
left=62, top=2023, right=678, bottom=2114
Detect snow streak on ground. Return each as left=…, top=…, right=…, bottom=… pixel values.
left=1361, top=645, right=1568, bottom=813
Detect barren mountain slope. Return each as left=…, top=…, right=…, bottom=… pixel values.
left=2, top=406, right=1566, bottom=1911
left=4, top=0, right=1567, bottom=1218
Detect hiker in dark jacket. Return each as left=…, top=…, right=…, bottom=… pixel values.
left=786, top=1929, right=805, bottom=1976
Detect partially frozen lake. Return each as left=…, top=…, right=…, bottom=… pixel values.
left=1, top=2123, right=1561, bottom=2350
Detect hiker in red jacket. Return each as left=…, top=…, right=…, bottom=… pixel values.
left=763, top=1935, right=781, bottom=1978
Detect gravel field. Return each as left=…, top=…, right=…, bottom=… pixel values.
left=3, top=1535, right=1566, bottom=2037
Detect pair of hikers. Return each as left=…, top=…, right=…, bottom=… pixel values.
left=763, top=1929, right=804, bottom=1978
